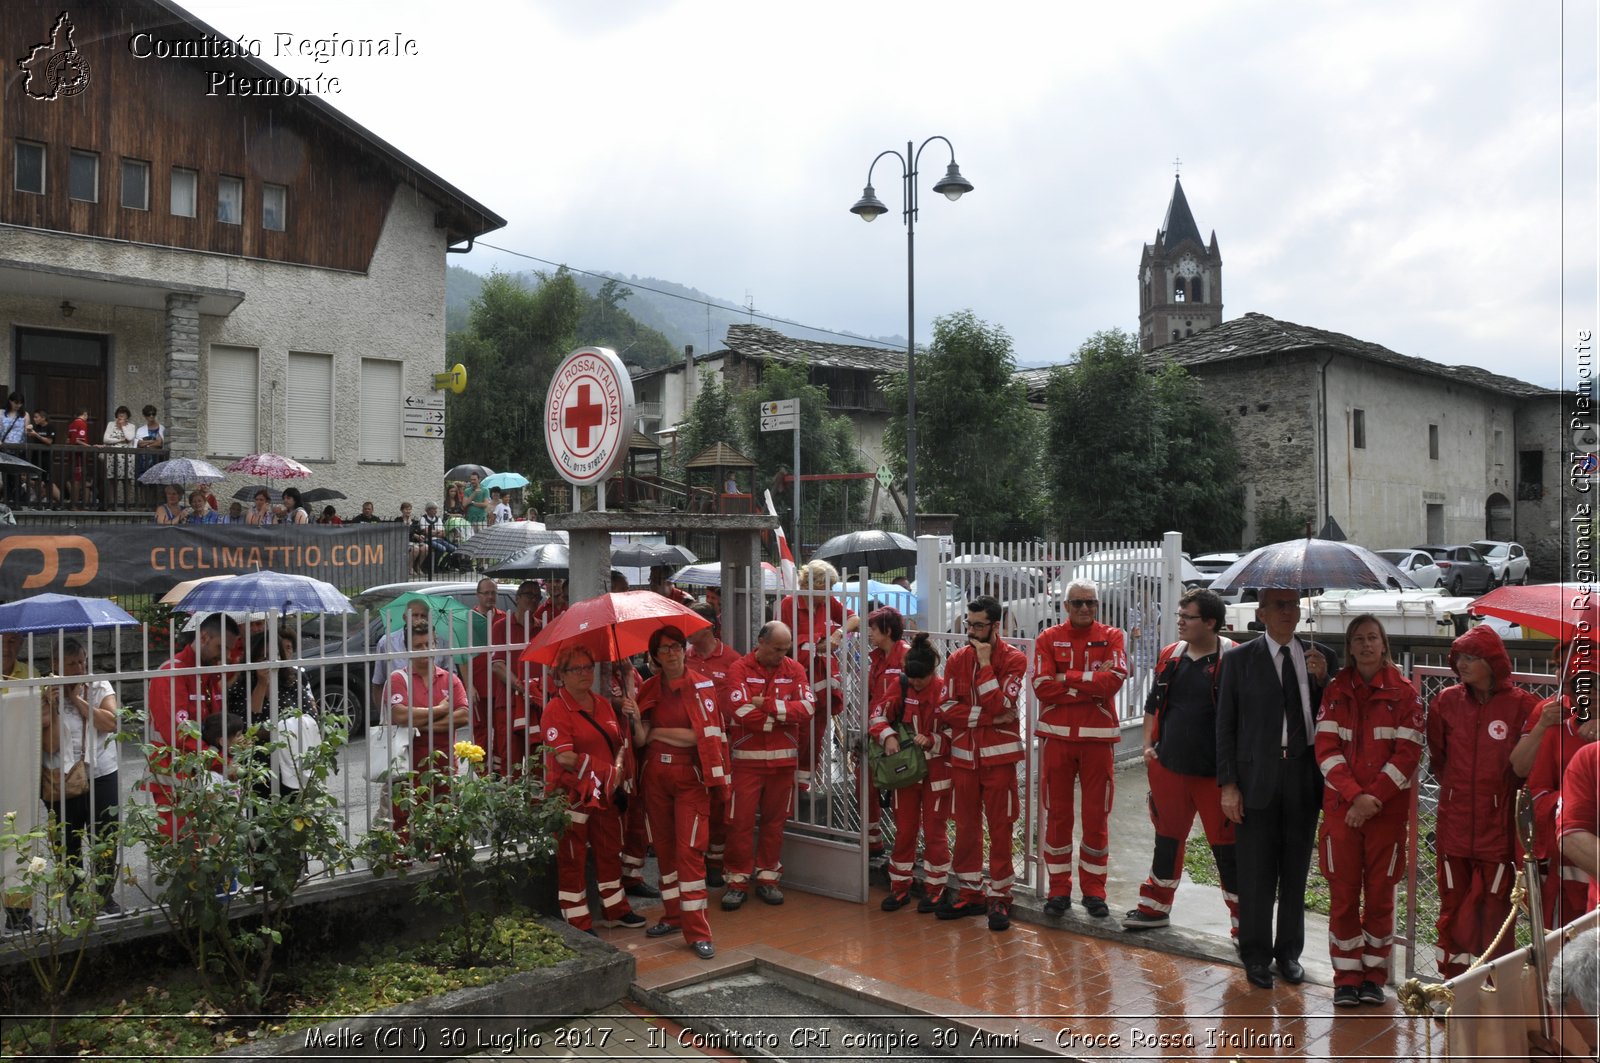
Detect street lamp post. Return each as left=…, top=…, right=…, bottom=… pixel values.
left=850, top=137, right=973, bottom=537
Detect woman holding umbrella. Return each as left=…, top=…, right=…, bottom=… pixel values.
left=542, top=643, right=647, bottom=935
left=636, top=626, right=729, bottom=959
left=383, top=622, right=469, bottom=842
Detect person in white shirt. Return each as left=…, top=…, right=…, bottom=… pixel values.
left=41, top=638, right=125, bottom=916
left=489, top=487, right=513, bottom=526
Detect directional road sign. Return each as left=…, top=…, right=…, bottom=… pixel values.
left=761, top=398, right=798, bottom=417
left=403, top=422, right=444, bottom=439
left=403, top=408, right=445, bottom=425
left=761, top=414, right=798, bottom=432
left=406, top=394, right=445, bottom=410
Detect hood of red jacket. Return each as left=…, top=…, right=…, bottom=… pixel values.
left=1448, top=624, right=1513, bottom=690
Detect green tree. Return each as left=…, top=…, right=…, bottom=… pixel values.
left=574, top=279, right=679, bottom=371
left=1045, top=327, right=1242, bottom=548
left=881, top=311, right=1044, bottom=540
left=672, top=372, right=745, bottom=481
left=735, top=361, right=860, bottom=550
left=445, top=270, right=584, bottom=507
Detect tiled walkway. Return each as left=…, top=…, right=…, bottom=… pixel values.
left=598, top=888, right=1438, bottom=1062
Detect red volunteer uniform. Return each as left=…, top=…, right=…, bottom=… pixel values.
left=725, top=652, right=815, bottom=889
left=1425, top=627, right=1539, bottom=978
left=606, top=664, right=652, bottom=891
left=689, top=638, right=742, bottom=874
left=384, top=665, right=470, bottom=840
left=1523, top=697, right=1596, bottom=927
left=940, top=638, right=1029, bottom=904
left=638, top=669, right=730, bottom=946
left=146, top=643, right=227, bottom=837
left=471, top=610, right=543, bottom=777
left=861, top=640, right=908, bottom=854
left=774, top=594, right=853, bottom=787
left=1032, top=620, right=1127, bottom=900
left=1557, top=741, right=1600, bottom=914
left=870, top=674, right=951, bottom=902
left=1313, top=662, right=1424, bottom=988
left=543, top=688, right=637, bottom=932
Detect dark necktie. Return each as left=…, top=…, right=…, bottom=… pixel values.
left=1280, top=645, right=1306, bottom=755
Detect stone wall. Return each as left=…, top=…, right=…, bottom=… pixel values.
left=1518, top=393, right=1581, bottom=579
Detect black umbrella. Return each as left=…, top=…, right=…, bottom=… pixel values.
left=300, top=487, right=348, bottom=505
left=611, top=542, right=698, bottom=567
left=445, top=464, right=494, bottom=482
left=232, top=485, right=284, bottom=504
left=487, top=542, right=569, bottom=578
left=812, top=530, right=917, bottom=573
left=1210, top=537, right=1418, bottom=593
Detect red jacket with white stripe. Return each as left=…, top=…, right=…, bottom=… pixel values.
left=637, top=668, right=732, bottom=791
left=868, top=640, right=908, bottom=707
left=775, top=594, right=853, bottom=699
left=1032, top=620, right=1128, bottom=743
left=1523, top=697, right=1595, bottom=861
left=939, top=638, right=1028, bottom=769
left=725, top=652, right=815, bottom=770
left=870, top=675, right=952, bottom=789
left=1313, top=662, right=1424, bottom=820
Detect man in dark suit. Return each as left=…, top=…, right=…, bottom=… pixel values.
left=1216, top=587, right=1337, bottom=989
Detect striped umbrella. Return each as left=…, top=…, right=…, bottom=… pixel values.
left=174, top=570, right=353, bottom=615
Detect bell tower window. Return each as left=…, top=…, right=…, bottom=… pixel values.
left=1190, top=277, right=1204, bottom=302
left=1173, top=279, right=1186, bottom=302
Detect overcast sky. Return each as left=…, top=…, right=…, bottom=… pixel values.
left=185, top=0, right=1597, bottom=389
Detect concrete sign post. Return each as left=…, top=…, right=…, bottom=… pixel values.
left=544, top=346, right=636, bottom=512
left=761, top=398, right=800, bottom=552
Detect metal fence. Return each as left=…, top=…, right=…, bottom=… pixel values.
left=1, top=442, right=171, bottom=513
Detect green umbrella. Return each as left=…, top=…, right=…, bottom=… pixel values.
left=379, top=592, right=489, bottom=668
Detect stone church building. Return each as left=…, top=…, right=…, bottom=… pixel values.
left=1135, top=178, right=1563, bottom=574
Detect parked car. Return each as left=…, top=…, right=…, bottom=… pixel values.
left=1191, top=552, right=1243, bottom=577
left=1412, top=544, right=1497, bottom=596
left=298, top=580, right=520, bottom=734
left=1471, top=540, right=1530, bottom=585
left=1375, top=548, right=1444, bottom=589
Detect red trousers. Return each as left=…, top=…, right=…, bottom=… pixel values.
left=726, top=766, right=793, bottom=887
left=1040, top=740, right=1114, bottom=900
left=707, top=788, right=728, bottom=873
left=1540, top=857, right=1593, bottom=929
left=796, top=707, right=830, bottom=788
left=620, top=785, right=649, bottom=887
left=556, top=803, right=632, bottom=932
left=472, top=695, right=528, bottom=777
left=1435, top=853, right=1516, bottom=978
left=1320, top=810, right=1405, bottom=987
left=887, top=775, right=951, bottom=899
left=1132, top=759, right=1239, bottom=932
left=643, top=749, right=714, bottom=945
left=951, top=763, right=1018, bottom=903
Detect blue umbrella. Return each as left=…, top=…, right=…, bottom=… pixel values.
left=174, top=570, right=354, bottom=615
left=832, top=579, right=918, bottom=615
left=0, top=592, right=140, bottom=633
left=138, top=457, right=227, bottom=485
left=480, top=472, right=529, bottom=491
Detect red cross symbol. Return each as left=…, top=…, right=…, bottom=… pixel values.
left=563, top=383, right=605, bottom=449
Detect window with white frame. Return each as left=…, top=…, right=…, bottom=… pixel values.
left=359, top=358, right=403, bottom=463
left=121, top=158, right=149, bottom=210
left=217, top=175, right=242, bottom=224
left=262, top=183, right=286, bottom=231
left=207, top=345, right=259, bottom=457
left=14, top=141, right=44, bottom=194
left=170, top=167, right=196, bottom=217
left=286, top=352, right=333, bottom=461
left=68, top=149, right=98, bottom=202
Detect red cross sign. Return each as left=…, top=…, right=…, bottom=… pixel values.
left=544, top=347, right=636, bottom=487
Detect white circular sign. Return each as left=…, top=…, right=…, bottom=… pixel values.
left=544, top=347, right=636, bottom=487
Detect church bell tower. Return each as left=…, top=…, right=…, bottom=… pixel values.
left=1138, top=172, right=1223, bottom=351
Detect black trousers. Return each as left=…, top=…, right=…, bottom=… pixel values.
left=1235, top=755, right=1319, bottom=967
left=59, top=771, right=120, bottom=892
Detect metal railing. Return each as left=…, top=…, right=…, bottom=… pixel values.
left=1, top=442, right=171, bottom=513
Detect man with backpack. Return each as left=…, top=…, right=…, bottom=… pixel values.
left=1123, top=587, right=1242, bottom=940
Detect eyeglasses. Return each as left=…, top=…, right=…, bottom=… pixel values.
left=1175, top=612, right=1202, bottom=622
left=1068, top=599, right=1099, bottom=609
left=963, top=620, right=993, bottom=631
left=560, top=664, right=594, bottom=674
left=655, top=642, right=685, bottom=654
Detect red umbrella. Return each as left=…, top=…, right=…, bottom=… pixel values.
left=519, top=590, right=711, bottom=666
left=1470, top=583, right=1599, bottom=642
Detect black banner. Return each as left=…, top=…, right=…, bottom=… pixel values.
left=0, top=524, right=407, bottom=599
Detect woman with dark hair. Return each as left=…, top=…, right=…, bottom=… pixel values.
left=871, top=632, right=951, bottom=912
left=861, top=605, right=908, bottom=858
left=101, top=405, right=138, bottom=506
left=134, top=404, right=164, bottom=480
left=0, top=392, right=25, bottom=444
left=316, top=505, right=341, bottom=525
left=542, top=643, right=646, bottom=935
left=246, top=489, right=275, bottom=526
left=40, top=639, right=124, bottom=915
left=280, top=487, right=309, bottom=525
left=444, top=482, right=466, bottom=518
left=1312, top=614, right=1423, bottom=1007
left=636, top=625, right=729, bottom=959
left=226, top=628, right=318, bottom=727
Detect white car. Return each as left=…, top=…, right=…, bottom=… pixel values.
left=1191, top=552, right=1243, bottom=577
left=1376, top=549, right=1444, bottom=589
left=1471, top=540, right=1530, bottom=585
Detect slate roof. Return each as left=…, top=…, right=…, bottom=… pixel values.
left=720, top=325, right=907, bottom=373
left=1156, top=176, right=1205, bottom=252
left=685, top=442, right=757, bottom=469
left=1148, top=313, right=1551, bottom=398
